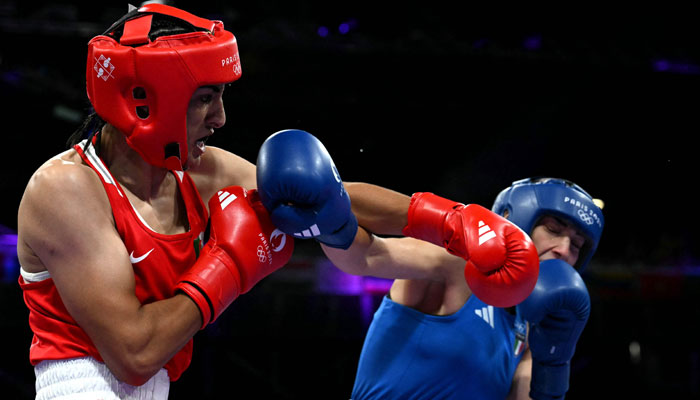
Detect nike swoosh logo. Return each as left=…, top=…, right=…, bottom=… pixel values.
left=129, top=248, right=154, bottom=264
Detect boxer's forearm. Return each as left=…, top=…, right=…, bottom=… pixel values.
left=345, top=182, right=411, bottom=236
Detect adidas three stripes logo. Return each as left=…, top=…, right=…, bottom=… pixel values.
left=218, top=190, right=238, bottom=210
left=478, top=221, right=496, bottom=246
left=475, top=305, right=495, bottom=329
left=295, top=224, right=321, bottom=238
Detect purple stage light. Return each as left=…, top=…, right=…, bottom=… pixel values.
left=653, top=59, right=670, bottom=71
left=316, top=259, right=392, bottom=295
left=317, top=26, right=329, bottom=37
left=0, top=232, right=19, bottom=282
left=652, top=59, right=700, bottom=75
left=1, top=70, right=22, bottom=85
left=523, top=35, right=542, bottom=50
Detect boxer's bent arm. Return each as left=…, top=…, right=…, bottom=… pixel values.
left=18, top=164, right=201, bottom=386
left=345, top=182, right=411, bottom=236
left=321, top=226, right=463, bottom=282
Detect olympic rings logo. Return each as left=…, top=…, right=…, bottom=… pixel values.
left=221, top=55, right=242, bottom=76
left=577, top=209, right=594, bottom=225
left=257, top=245, right=267, bottom=263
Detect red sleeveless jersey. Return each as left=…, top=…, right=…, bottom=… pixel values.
left=19, top=142, right=209, bottom=381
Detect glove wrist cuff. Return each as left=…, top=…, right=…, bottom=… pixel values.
left=316, top=211, right=359, bottom=250
left=175, top=282, right=212, bottom=330
left=402, top=192, right=460, bottom=246
left=530, top=360, right=570, bottom=400
left=177, top=248, right=242, bottom=329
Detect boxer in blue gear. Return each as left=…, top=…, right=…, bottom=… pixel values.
left=255, top=132, right=604, bottom=399
left=346, top=178, right=602, bottom=399
left=491, top=178, right=604, bottom=272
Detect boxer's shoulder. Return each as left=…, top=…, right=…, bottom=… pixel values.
left=24, top=149, right=108, bottom=210
left=18, top=149, right=113, bottom=269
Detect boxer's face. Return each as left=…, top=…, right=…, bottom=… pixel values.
left=530, top=215, right=586, bottom=267
left=185, top=84, right=227, bottom=168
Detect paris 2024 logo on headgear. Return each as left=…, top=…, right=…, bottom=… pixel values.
left=563, top=195, right=602, bottom=229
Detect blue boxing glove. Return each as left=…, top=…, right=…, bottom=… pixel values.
left=256, top=129, right=358, bottom=249
left=518, top=259, right=591, bottom=400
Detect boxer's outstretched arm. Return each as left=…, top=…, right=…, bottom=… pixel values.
left=344, top=182, right=411, bottom=236
left=254, top=130, right=536, bottom=306
left=321, top=226, right=464, bottom=282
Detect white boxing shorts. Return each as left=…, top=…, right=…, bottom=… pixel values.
left=34, top=356, right=169, bottom=400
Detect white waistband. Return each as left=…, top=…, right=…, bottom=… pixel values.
left=34, top=357, right=170, bottom=400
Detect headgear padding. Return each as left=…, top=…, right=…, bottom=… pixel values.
left=492, top=178, right=604, bottom=271
left=86, top=4, right=241, bottom=170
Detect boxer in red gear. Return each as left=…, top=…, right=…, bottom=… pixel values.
left=16, top=5, right=293, bottom=398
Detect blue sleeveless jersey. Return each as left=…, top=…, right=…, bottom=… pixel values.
left=351, top=294, right=527, bottom=399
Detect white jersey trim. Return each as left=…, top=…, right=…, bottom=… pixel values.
left=79, top=140, right=157, bottom=231
left=20, top=267, right=50, bottom=282
left=80, top=140, right=123, bottom=198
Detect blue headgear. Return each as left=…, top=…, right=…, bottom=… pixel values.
left=492, top=177, right=604, bottom=271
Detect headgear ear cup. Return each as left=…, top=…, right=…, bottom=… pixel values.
left=85, top=4, right=242, bottom=170
left=491, top=178, right=604, bottom=271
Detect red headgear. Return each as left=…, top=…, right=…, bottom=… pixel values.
left=86, top=4, right=242, bottom=170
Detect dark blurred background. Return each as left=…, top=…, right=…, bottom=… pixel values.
left=1, top=1, right=699, bottom=398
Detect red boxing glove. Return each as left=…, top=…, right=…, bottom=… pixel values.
left=177, top=186, right=294, bottom=329
left=402, top=192, right=539, bottom=308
